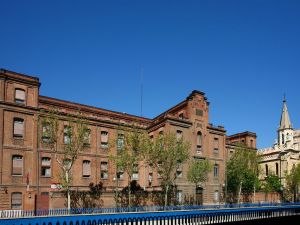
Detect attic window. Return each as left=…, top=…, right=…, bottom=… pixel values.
left=178, top=113, right=184, bottom=119
left=15, top=89, right=25, bottom=104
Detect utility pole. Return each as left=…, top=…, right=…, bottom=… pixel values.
left=140, top=65, right=144, bottom=117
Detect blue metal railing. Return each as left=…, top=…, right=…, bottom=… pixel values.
left=0, top=204, right=300, bottom=225
left=1, top=202, right=300, bottom=219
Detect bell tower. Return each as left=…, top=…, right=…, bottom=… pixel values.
left=277, top=96, right=294, bottom=150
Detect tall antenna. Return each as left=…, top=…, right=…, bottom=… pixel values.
left=140, top=65, right=144, bottom=117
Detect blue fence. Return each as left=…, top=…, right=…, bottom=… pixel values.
left=1, top=203, right=300, bottom=225
left=1, top=202, right=300, bottom=218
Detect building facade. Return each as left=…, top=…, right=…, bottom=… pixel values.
left=0, top=69, right=256, bottom=210
left=258, top=98, right=300, bottom=186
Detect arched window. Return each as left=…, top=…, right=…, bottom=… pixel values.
left=276, top=163, right=279, bottom=176
left=265, top=164, right=269, bottom=176
left=214, top=164, right=219, bottom=177
left=197, top=132, right=202, bottom=149
left=282, top=134, right=284, bottom=144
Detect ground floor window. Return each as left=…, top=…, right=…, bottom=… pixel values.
left=11, top=192, right=22, bottom=209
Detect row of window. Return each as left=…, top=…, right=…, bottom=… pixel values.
left=265, top=163, right=279, bottom=176
left=12, top=155, right=220, bottom=179
left=13, top=118, right=219, bottom=152
left=11, top=155, right=111, bottom=178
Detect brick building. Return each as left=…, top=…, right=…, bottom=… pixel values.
left=0, top=69, right=256, bottom=210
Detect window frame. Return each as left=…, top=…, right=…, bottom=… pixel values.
left=11, top=192, right=23, bottom=209
left=213, top=164, right=219, bottom=178
left=82, top=160, right=91, bottom=178
left=15, top=88, right=26, bottom=104
left=12, top=155, right=23, bottom=176
left=100, top=161, right=109, bottom=179
left=41, top=157, right=51, bottom=177
left=13, top=118, right=25, bottom=139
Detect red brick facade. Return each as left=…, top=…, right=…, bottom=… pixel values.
left=0, top=69, right=256, bottom=210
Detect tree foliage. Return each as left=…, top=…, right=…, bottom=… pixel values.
left=187, top=159, right=211, bottom=186
left=67, top=182, right=104, bottom=209
left=41, top=109, right=89, bottom=209
left=285, top=164, right=300, bottom=202
left=109, top=126, right=149, bottom=207
left=226, top=144, right=260, bottom=203
left=144, top=132, right=190, bottom=206
left=263, top=174, right=282, bottom=194
left=119, top=180, right=148, bottom=207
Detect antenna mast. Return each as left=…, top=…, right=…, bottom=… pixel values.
left=140, top=65, right=144, bottom=117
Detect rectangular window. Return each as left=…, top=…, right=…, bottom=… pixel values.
left=196, top=132, right=202, bottom=151
left=12, top=155, right=23, bottom=175
left=63, top=159, right=71, bottom=170
left=117, top=134, right=124, bottom=150
left=214, top=164, right=219, bottom=177
left=176, top=130, right=183, bottom=141
left=176, top=161, right=183, bottom=178
left=100, top=162, right=108, bottom=179
left=148, top=172, right=153, bottom=186
left=64, top=126, right=71, bottom=144
left=83, top=128, right=91, bottom=147
left=116, top=171, right=124, bottom=179
left=82, top=160, right=91, bottom=177
left=15, top=89, right=25, bottom=104
left=11, top=192, right=22, bottom=209
left=213, top=137, right=219, bottom=153
left=42, top=122, right=50, bottom=143
left=132, top=164, right=139, bottom=180
left=41, top=157, right=51, bottom=177
left=100, top=131, right=109, bottom=148
left=157, top=161, right=162, bottom=179
left=178, top=113, right=184, bottom=119
left=13, top=118, right=24, bottom=138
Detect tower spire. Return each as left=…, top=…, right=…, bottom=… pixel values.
left=279, top=96, right=292, bottom=130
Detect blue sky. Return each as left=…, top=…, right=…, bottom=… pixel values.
left=1, top=0, right=300, bottom=148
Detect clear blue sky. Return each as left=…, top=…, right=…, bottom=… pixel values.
left=1, top=0, right=300, bottom=148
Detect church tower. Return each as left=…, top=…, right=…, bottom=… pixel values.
left=277, top=97, right=294, bottom=150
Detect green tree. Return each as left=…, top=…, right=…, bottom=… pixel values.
left=144, top=132, right=190, bottom=206
left=226, top=144, right=260, bottom=203
left=109, top=126, right=148, bottom=207
left=42, top=109, right=89, bottom=210
left=68, top=182, right=104, bottom=209
left=263, top=174, right=282, bottom=202
left=187, top=159, right=211, bottom=188
left=285, top=164, right=300, bottom=202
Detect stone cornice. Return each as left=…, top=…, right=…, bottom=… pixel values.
left=39, top=95, right=152, bottom=126
left=0, top=68, right=40, bottom=87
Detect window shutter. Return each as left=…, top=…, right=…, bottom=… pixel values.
left=15, top=89, right=25, bottom=100
left=14, top=119, right=24, bottom=137
left=13, top=156, right=23, bottom=175
left=197, top=132, right=202, bottom=146
left=11, top=192, right=22, bottom=209
left=100, top=162, right=107, bottom=170
left=101, top=131, right=108, bottom=143
left=83, top=161, right=91, bottom=177
left=42, top=157, right=51, bottom=166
